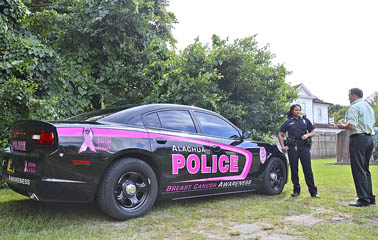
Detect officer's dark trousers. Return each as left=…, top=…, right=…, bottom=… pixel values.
left=288, top=147, right=317, bottom=195
left=349, top=134, right=375, bottom=202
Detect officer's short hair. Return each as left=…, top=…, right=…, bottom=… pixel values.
left=349, top=88, right=363, bottom=98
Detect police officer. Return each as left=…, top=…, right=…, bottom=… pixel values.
left=278, top=104, right=319, bottom=198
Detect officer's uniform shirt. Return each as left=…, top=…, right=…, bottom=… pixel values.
left=279, top=116, right=315, bottom=143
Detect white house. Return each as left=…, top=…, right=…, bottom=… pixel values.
left=292, top=83, right=341, bottom=158
left=293, top=83, right=340, bottom=133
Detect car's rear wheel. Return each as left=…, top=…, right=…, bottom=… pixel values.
left=97, top=158, right=157, bottom=220
left=261, top=157, right=286, bottom=195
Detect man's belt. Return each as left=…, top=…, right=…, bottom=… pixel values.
left=350, top=133, right=372, bottom=138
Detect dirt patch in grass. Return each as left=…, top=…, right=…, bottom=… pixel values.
left=83, top=203, right=378, bottom=240
left=196, top=222, right=306, bottom=240
left=330, top=216, right=351, bottom=225
left=229, top=223, right=300, bottom=240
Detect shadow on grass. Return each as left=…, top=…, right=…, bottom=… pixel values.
left=0, top=197, right=109, bottom=222
left=0, top=188, right=291, bottom=225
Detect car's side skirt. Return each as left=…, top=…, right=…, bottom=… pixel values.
left=171, top=189, right=257, bottom=200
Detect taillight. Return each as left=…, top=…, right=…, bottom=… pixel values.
left=11, top=130, right=27, bottom=139
left=31, top=130, right=55, bottom=145
left=37, top=131, right=55, bottom=145
left=11, top=129, right=55, bottom=145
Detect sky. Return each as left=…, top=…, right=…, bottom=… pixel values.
left=167, top=0, right=378, bottom=106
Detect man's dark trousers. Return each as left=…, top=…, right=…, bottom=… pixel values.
left=349, top=134, right=374, bottom=203
left=288, top=147, right=317, bottom=195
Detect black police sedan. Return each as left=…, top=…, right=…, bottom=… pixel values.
left=1, top=104, right=287, bottom=220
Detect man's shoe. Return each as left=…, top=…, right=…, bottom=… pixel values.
left=291, top=192, right=300, bottom=197
left=369, top=198, right=376, bottom=205
left=349, top=200, right=369, bottom=207
left=311, top=194, right=320, bottom=198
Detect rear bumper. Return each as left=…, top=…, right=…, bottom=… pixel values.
left=1, top=150, right=97, bottom=203
left=1, top=173, right=94, bottom=202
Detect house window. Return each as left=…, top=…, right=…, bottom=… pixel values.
left=317, top=109, right=322, bottom=121
left=301, top=103, right=307, bottom=116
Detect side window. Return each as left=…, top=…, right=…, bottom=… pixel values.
left=157, top=110, right=197, bottom=133
left=194, top=112, right=240, bottom=138
left=144, top=113, right=161, bottom=128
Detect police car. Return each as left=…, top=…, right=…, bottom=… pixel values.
left=1, top=104, right=288, bottom=220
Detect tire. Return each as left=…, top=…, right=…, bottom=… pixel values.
left=261, top=157, right=286, bottom=195
left=96, top=158, right=158, bottom=220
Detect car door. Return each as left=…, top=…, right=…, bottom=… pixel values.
left=143, top=110, right=213, bottom=196
left=192, top=111, right=261, bottom=189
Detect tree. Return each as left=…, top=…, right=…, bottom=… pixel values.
left=0, top=0, right=61, bottom=188
left=329, top=104, right=348, bottom=124
left=26, top=0, right=176, bottom=116
left=0, top=0, right=60, bottom=149
left=145, top=38, right=225, bottom=111
left=366, top=91, right=378, bottom=127
left=209, top=35, right=296, bottom=137
left=146, top=35, right=296, bottom=139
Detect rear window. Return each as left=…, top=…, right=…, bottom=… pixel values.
left=65, top=105, right=143, bottom=126
left=144, top=113, right=162, bottom=128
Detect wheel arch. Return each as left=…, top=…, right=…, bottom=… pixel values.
left=95, top=149, right=162, bottom=199
left=257, top=153, right=288, bottom=185
left=270, top=153, right=288, bottom=184
left=260, top=154, right=288, bottom=195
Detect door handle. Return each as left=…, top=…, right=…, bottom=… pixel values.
left=155, top=138, right=167, bottom=144
left=211, top=145, right=221, bottom=152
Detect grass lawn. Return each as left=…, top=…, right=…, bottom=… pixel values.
left=0, top=158, right=377, bottom=240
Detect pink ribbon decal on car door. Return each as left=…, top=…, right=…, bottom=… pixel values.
left=79, top=127, right=96, bottom=153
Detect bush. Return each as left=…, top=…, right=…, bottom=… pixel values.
left=0, top=179, right=6, bottom=189
left=0, top=150, right=6, bottom=189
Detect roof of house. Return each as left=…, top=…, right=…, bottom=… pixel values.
left=293, top=83, right=333, bottom=105
left=313, top=98, right=333, bottom=105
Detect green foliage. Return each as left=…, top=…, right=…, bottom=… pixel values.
left=210, top=35, right=296, bottom=136
left=367, top=91, right=378, bottom=127
left=146, top=35, right=296, bottom=139
left=145, top=38, right=225, bottom=110
left=329, top=104, right=348, bottom=124
left=26, top=0, right=176, bottom=116
left=329, top=104, right=344, bottom=115
left=0, top=0, right=60, bottom=151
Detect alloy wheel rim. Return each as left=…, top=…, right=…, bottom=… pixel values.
left=270, top=164, right=283, bottom=191
left=114, top=171, right=149, bottom=209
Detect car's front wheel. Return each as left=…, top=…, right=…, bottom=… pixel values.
left=97, top=158, right=158, bottom=220
left=261, top=157, right=286, bottom=195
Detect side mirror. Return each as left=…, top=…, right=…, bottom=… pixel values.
left=242, top=130, right=251, bottom=139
